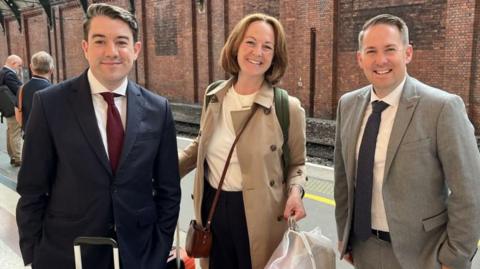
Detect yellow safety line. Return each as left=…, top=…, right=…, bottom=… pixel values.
left=305, top=193, right=480, bottom=247
left=304, top=193, right=336, bottom=206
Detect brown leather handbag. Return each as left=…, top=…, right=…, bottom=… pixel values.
left=185, top=105, right=258, bottom=258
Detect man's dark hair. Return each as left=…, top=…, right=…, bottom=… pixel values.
left=83, top=3, right=138, bottom=42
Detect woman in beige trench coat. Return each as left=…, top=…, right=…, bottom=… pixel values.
left=179, top=13, right=307, bottom=269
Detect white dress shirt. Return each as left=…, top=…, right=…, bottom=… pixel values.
left=206, top=86, right=257, bottom=191
left=87, top=69, right=127, bottom=159
left=355, top=76, right=406, bottom=232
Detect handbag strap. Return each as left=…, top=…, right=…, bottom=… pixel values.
left=17, top=85, right=24, bottom=111
left=205, top=104, right=258, bottom=229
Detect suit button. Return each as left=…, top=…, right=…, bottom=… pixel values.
left=277, top=216, right=283, bottom=222
left=264, top=107, right=271, bottom=115
left=152, top=189, right=157, bottom=196
left=269, top=180, right=275, bottom=187
left=270, top=145, right=277, bottom=151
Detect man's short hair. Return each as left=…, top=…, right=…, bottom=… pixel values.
left=358, top=14, right=409, bottom=51
left=220, top=13, right=288, bottom=85
left=83, top=3, right=138, bottom=42
left=31, top=51, right=54, bottom=75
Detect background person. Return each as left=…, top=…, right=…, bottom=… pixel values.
left=0, top=54, right=23, bottom=166
left=179, top=13, right=307, bottom=269
left=19, top=51, right=54, bottom=131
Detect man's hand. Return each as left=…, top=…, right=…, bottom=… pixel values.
left=283, top=185, right=306, bottom=221
left=338, top=241, right=353, bottom=265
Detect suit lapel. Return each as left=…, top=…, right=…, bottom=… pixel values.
left=68, top=71, right=111, bottom=174
left=118, top=81, right=144, bottom=169
left=346, top=89, right=370, bottom=184
left=383, top=77, right=420, bottom=182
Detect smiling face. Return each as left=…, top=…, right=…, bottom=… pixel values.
left=82, top=15, right=141, bottom=90
left=357, top=23, right=413, bottom=97
left=236, top=20, right=275, bottom=80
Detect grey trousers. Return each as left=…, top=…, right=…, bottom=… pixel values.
left=351, top=235, right=402, bottom=269
left=6, top=116, right=22, bottom=161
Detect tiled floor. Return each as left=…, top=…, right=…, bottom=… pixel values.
left=0, top=179, right=29, bottom=268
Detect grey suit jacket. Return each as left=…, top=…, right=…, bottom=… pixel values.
left=334, top=76, right=480, bottom=269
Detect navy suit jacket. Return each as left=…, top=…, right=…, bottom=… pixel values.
left=0, top=66, right=22, bottom=96
left=16, top=70, right=181, bottom=269
left=20, top=76, right=52, bottom=130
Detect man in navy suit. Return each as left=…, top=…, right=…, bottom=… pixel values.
left=19, top=51, right=54, bottom=131
left=0, top=54, right=23, bottom=166
left=16, top=3, right=181, bottom=269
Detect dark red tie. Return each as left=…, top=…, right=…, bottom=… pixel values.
left=100, top=92, right=124, bottom=173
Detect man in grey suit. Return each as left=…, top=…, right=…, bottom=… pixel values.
left=334, top=14, right=480, bottom=269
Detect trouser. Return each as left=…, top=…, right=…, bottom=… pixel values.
left=201, top=180, right=252, bottom=269
left=6, top=116, right=22, bottom=161
left=351, top=235, right=402, bottom=269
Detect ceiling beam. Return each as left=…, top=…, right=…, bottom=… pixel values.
left=38, top=0, right=52, bottom=28
left=1, top=0, right=21, bottom=31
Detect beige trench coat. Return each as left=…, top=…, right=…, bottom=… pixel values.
left=179, top=79, right=307, bottom=269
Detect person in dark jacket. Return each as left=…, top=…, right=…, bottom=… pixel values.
left=0, top=54, right=23, bottom=166
left=16, top=3, right=180, bottom=269
left=19, top=51, right=54, bottom=131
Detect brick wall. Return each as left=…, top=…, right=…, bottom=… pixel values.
left=1, top=0, right=479, bottom=130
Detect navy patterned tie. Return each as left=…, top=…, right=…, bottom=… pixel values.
left=100, top=92, right=124, bottom=173
left=354, top=100, right=389, bottom=241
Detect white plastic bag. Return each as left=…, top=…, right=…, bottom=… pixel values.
left=265, top=218, right=335, bottom=269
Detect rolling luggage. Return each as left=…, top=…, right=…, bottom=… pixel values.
left=74, top=237, right=120, bottom=269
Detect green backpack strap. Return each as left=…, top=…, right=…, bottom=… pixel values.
left=204, top=80, right=225, bottom=109
left=274, top=87, right=290, bottom=181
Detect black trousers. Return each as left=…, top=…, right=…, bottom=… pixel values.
left=201, top=180, right=252, bottom=269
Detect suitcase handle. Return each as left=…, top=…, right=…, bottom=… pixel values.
left=74, top=237, right=120, bottom=269
left=74, top=237, right=118, bottom=247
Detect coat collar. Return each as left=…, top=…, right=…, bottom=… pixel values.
left=67, top=70, right=145, bottom=176
left=383, top=75, right=420, bottom=182
left=68, top=70, right=111, bottom=174
left=206, top=77, right=274, bottom=109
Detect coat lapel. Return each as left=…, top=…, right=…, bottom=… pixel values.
left=68, top=71, right=111, bottom=174
left=346, top=88, right=370, bottom=184
left=118, top=81, right=144, bottom=169
left=383, top=77, right=420, bottom=182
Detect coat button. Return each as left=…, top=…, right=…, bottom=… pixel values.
left=264, top=107, right=271, bottom=115
left=152, top=189, right=157, bottom=196
left=297, top=169, right=302, bottom=175
left=269, top=180, right=275, bottom=187
left=277, top=216, right=283, bottom=222
left=270, top=145, right=277, bottom=151
left=191, top=194, right=194, bottom=200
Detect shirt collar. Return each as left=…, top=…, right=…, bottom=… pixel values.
left=369, top=75, right=406, bottom=108
left=31, top=75, right=49, bottom=82
left=3, top=65, right=16, bottom=73
left=87, top=69, right=127, bottom=96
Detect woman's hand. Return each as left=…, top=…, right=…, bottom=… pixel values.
left=283, top=185, right=306, bottom=221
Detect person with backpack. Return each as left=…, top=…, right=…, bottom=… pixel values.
left=179, top=13, right=307, bottom=269
left=0, top=54, right=23, bottom=166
